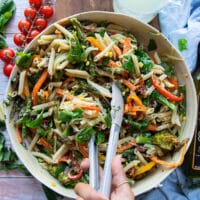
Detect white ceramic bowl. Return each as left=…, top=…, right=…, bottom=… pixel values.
left=5, top=11, right=197, bottom=198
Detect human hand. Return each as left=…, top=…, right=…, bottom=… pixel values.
left=74, top=155, right=134, bottom=200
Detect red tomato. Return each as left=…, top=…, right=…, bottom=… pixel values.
left=67, top=168, right=83, bottom=181
left=13, top=33, right=26, bottom=46
left=24, top=7, right=37, bottom=21
left=18, top=19, right=31, bottom=34
left=0, top=48, right=15, bottom=63
left=29, top=0, right=42, bottom=9
left=39, top=5, right=54, bottom=18
left=34, top=18, right=47, bottom=31
left=3, top=63, right=15, bottom=77
left=29, top=29, right=40, bottom=41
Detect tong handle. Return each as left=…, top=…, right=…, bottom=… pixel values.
left=99, top=123, right=120, bottom=197
left=89, top=135, right=99, bottom=190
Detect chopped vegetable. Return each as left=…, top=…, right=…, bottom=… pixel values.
left=134, top=161, right=156, bottom=177
left=178, top=38, right=188, bottom=52
left=76, top=126, right=96, bottom=144
left=122, top=55, right=134, bottom=74
left=16, top=52, right=33, bottom=68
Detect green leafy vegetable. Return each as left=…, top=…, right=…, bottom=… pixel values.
left=0, top=0, right=16, bottom=35
left=135, top=50, right=153, bottom=73
left=122, top=55, right=134, bottom=74
left=68, top=36, right=86, bottom=63
left=57, top=108, right=83, bottom=123
left=76, top=126, right=95, bottom=144
left=125, top=118, right=149, bottom=132
left=147, top=39, right=157, bottom=51
left=96, top=131, right=105, bottom=145
left=0, top=34, right=7, bottom=49
left=16, top=52, right=33, bottom=68
left=150, top=90, right=176, bottom=111
left=178, top=38, right=188, bottom=52
left=161, top=62, right=175, bottom=77
left=136, top=136, right=152, bottom=144
left=122, top=149, right=135, bottom=162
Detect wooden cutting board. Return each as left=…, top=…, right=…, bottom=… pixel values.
left=55, top=0, right=113, bottom=20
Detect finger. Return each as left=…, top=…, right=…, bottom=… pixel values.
left=76, top=197, right=84, bottom=200
left=75, top=182, right=108, bottom=200
left=80, top=158, right=90, bottom=171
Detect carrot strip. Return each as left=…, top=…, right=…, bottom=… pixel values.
left=123, top=37, right=131, bottom=54
left=77, top=143, right=88, bottom=158
left=117, top=139, right=136, bottom=153
left=16, top=126, right=23, bottom=144
left=108, top=60, right=118, bottom=68
left=167, top=78, right=179, bottom=90
left=150, top=140, right=188, bottom=169
left=77, top=105, right=101, bottom=112
left=32, top=70, right=49, bottom=106
left=37, top=138, right=53, bottom=150
left=122, top=79, right=137, bottom=91
left=86, top=36, right=104, bottom=51
left=148, top=124, right=157, bottom=131
left=55, top=88, right=73, bottom=100
left=113, top=44, right=122, bottom=56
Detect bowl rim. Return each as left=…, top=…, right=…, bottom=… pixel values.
left=4, top=10, right=197, bottom=198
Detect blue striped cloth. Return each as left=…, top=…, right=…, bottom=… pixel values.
left=137, top=0, right=200, bottom=199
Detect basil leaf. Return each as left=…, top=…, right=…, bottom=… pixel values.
left=76, top=126, right=95, bottom=144
left=25, top=110, right=43, bottom=129
left=96, top=131, right=105, bottom=145
left=161, top=62, right=175, bottom=77
left=16, top=52, right=33, bottom=68
left=0, top=34, right=7, bottom=49
left=0, top=0, right=16, bottom=35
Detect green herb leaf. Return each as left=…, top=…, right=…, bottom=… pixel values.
left=122, top=55, right=134, bottom=74
left=16, top=52, right=33, bottom=68
left=76, top=126, right=95, bottom=144
left=161, top=62, right=175, bottom=77
left=96, top=131, right=105, bottom=145
left=25, top=110, right=43, bottom=129
left=0, top=34, right=7, bottom=49
left=0, top=0, right=16, bottom=35
left=178, top=38, right=188, bottom=52
left=58, top=108, right=83, bottom=123
left=147, top=39, right=157, bottom=51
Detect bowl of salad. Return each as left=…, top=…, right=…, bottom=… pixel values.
left=4, top=11, right=197, bottom=198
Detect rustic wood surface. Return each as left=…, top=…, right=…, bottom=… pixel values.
left=0, top=0, right=159, bottom=199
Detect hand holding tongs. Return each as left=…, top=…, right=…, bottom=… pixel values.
left=89, top=82, right=124, bottom=197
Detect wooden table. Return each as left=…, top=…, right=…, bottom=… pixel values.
left=0, top=1, right=159, bottom=199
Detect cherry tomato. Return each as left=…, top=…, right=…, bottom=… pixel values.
left=0, top=48, right=15, bottom=63
left=34, top=18, right=47, bottom=31
left=29, top=0, right=42, bottom=9
left=24, top=7, right=37, bottom=21
left=13, top=33, right=26, bottom=46
left=18, top=19, right=31, bottom=34
left=3, top=63, right=15, bottom=77
left=39, top=5, right=54, bottom=18
left=29, top=29, right=40, bottom=42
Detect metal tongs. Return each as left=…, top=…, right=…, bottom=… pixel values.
left=89, top=82, right=124, bottom=197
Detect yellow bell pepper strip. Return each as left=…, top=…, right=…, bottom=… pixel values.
left=117, top=139, right=136, bottom=153
left=32, top=69, right=49, bottom=106
left=134, top=161, right=156, bottom=177
left=122, top=79, right=137, bottom=92
left=150, top=140, right=188, bottom=169
left=86, top=36, right=104, bottom=51
left=151, top=77, right=184, bottom=102
left=123, top=37, right=131, bottom=54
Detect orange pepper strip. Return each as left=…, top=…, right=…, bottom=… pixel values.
left=86, top=36, right=104, bottom=51
left=77, top=143, right=88, bottom=158
left=113, top=44, right=122, bottom=56
left=32, top=70, right=49, bottom=106
left=37, top=138, right=53, bottom=150
left=122, top=79, right=137, bottom=92
left=16, top=126, right=23, bottom=144
left=117, top=139, right=136, bottom=153
left=150, top=140, right=188, bottom=169
left=167, top=77, right=179, bottom=91
left=123, top=37, right=131, bottom=54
